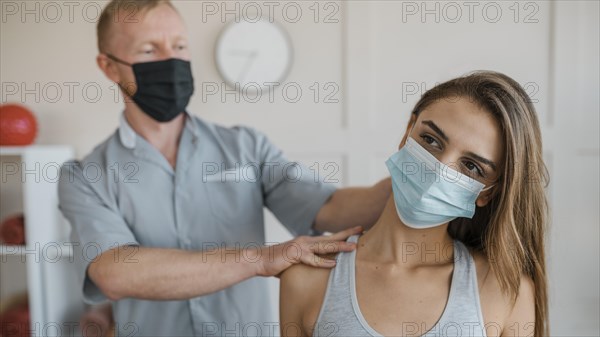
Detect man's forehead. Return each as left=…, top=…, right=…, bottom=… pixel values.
left=110, top=5, right=187, bottom=45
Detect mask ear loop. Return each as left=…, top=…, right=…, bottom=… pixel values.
left=106, top=53, right=132, bottom=67
left=105, top=53, right=136, bottom=99
left=480, top=184, right=495, bottom=192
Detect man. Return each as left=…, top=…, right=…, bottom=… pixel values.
left=58, top=0, right=390, bottom=335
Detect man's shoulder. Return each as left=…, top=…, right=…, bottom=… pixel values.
left=58, top=130, right=121, bottom=187
left=191, top=114, right=264, bottom=141
left=82, top=130, right=122, bottom=163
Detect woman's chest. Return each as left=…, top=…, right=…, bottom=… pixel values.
left=354, top=265, right=454, bottom=336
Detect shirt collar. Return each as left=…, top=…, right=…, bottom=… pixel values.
left=119, top=113, right=137, bottom=149
left=118, top=112, right=199, bottom=149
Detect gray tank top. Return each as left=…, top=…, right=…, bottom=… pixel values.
left=313, top=234, right=487, bottom=337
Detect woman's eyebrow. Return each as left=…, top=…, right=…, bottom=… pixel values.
left=466, top=151, right=497, bottom=172
left=422, top=119, right=498, bottom=172
left=422, top=120, right=449, bottom=142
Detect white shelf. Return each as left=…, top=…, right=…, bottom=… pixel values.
left=0, top=145, right=83, bottom=334
left=0, top=146, right=27, bottom=156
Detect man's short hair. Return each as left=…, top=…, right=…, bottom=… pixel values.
left=97, top=0, right=177, bottom=53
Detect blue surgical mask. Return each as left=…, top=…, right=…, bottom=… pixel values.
left=385, top=137, right=493, bottom=229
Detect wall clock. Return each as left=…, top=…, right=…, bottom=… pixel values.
left=215, top=18, right=293, bottom=91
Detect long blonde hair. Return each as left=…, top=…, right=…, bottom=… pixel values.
left=411, top=71, right=549, bottom=336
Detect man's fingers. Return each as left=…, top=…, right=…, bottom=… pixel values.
left=301, top=252, right=337, bottom=268
left=284, top=226, right=361, bottom=271
left=326, top=225, right=363, bottom=241
left=311, top=241, right=356, bottom=255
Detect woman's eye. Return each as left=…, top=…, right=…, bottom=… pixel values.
left=142, top=49, right=155, bottom=55
left=177, top=45, right=187, bottom=50
left=421, top=135, right=441, bottom=149
left=463, top=161, right=483, bottom=177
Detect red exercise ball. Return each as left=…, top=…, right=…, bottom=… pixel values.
left=0, top=214, right=26, bottom=245
left=0, top=104, right=38, bottom=146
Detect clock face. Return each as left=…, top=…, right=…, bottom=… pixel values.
left=215, top=19, right=293, bottom=91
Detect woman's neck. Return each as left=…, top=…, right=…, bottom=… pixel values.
left=358, top=196, right=455, bottom=268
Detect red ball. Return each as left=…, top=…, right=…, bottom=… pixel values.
left=0, top=104, right=38, bottom=146
left=0, top=214, right=26, bottom=245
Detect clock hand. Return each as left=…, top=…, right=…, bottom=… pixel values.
left=228, top=50, right=258, bottom=84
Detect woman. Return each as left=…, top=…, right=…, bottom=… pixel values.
left=280, top=71, right=549, bottom=337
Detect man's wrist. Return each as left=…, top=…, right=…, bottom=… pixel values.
left=243, top=245, right=265, bottom=277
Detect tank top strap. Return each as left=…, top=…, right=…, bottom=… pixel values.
left=313, top=235, right=360, bottom=336
left=330, top=234, right=359, bottom=284
left=451, top=239, right=477, bottom=293
left=429, top=239, right=487, bottom=337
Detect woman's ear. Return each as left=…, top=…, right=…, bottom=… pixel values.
left=399, top=114, right=418, bottom=149
left=476, top=187, right=495, bottom=207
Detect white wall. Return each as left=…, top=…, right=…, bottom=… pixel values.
left=1, top=0, right=598, bottom=335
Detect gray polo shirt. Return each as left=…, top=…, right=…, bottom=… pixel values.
left=58, top=113, right=336, bottom=336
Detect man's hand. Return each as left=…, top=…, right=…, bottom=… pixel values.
left=254, top=225, right=363, bottom=277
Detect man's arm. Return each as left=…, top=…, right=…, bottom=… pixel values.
left=313, top=177, right=391, bottom=233
left=89, top=245, right=256, bottom=301
left=59, top=159, right=362, bottom=302
left=88, top=226, right=362, bottom=301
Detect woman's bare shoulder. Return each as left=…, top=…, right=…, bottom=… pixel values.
left=470, top=248, right=536, bottom=335
left=280, top=253, right=337, bottom=302
left=470, top=248, right=534, bottom=294
left=281, top=260, right=332, bottom=291
left=280, top=255, right=337, bottom=336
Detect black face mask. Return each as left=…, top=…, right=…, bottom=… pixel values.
left=107, top=54, right=195, bottom=122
